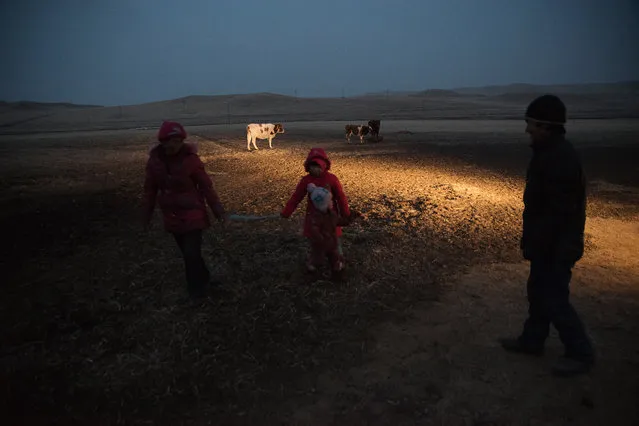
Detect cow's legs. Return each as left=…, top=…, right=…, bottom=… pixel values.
left=346, top=133, right=351, bottom=143
left=268, top=136, right=274, bottom=149
left=247, top=133, right=252, bottom=151
left=252, top=137, right=259, bottom=150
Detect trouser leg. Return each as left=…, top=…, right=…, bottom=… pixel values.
left=519, top=260, right=551, bottom=349
left=174, top=230, right=210, bottom=297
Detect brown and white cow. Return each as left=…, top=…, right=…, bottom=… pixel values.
left=345, top=124, right=370, bottom=143
left=246, top=123, right=285, bottom=151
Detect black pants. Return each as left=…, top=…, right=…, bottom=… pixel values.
left=520, top=259, right=594, bottom=360
left=173, top=230, right=210, bottom=297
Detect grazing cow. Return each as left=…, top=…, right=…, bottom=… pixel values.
left=246, top=123, right=285, bottom=151
left=344, top=124, right=370, bottom=143
left=368, top=120, right=381, bottom=141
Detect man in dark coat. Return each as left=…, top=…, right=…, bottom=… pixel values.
left=499, top=95, right=595, bottom=377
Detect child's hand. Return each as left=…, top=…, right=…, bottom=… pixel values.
left=219, top=213, right=230, bottom=228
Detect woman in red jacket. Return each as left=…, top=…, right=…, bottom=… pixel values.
left=281, top=148, right=354, bottom=275
left=142, top=121, right=227, bottom=298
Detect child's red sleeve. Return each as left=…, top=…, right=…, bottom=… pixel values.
left=142, top=160, right=158, bottom=225
left=281, top=177, right=308, bottom=218
left=331, top=175, right=351, bottom=217
left=190, top=156, right=225, bottom=219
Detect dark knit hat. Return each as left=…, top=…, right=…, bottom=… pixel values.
left=525, top=94, right=567, bottom=125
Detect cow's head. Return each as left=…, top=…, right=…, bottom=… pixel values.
left=274, top=123, right=285, bottom=134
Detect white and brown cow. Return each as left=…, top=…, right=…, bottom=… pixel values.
left=345, top=124, right=370, bottom=143
left=246, top=123, right=285, bottom=151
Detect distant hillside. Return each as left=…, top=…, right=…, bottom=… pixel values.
left=0, top=101, right=103, bottom=110
left=409, top=89, right=472, bottom=98
left=361, top=90, right=418, bottom=97
left=0, top=101, right=104, bottom=130
left=3, top=82, right=637, bottom=109
left=453, top=81, right=639, bottom=96
left=115, top=92, right=300, bottom=109
left=1, top=83, right=638, bottom=134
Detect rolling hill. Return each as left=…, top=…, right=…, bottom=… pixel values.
left=1, top=82, right=637, bottom=134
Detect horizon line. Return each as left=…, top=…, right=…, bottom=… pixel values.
left=2, top=79, right=637, bottom=109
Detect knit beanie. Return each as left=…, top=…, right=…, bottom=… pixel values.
left=525, top=94, right=567, bottom=125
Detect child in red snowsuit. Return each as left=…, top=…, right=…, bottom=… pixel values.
left=281, top=148, right=355, bottom=273
left=142, top=121, right=227, bottom=298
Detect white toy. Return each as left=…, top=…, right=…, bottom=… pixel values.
left=307, top=183, right=332, bottom=213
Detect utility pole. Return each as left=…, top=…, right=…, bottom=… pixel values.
left=294, top=89, right=297, bottom=98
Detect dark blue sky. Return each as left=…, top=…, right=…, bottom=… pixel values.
left=1, top=0, right=638, bottom=106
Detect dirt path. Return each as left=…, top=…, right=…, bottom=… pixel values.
left=286, top=218, right=639, bottom=426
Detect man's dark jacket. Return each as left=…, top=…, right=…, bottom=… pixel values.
left=521, top=136, right=586, bottom=263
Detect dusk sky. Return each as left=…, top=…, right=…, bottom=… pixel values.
left=1, top=0, right=638, bottom=106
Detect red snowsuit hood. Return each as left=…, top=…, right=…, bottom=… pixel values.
left=304, top=148, right=331, bottom=172
left=158, top=121, right=187, bottom=142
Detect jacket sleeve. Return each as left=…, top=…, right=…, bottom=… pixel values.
left=281, top=177, right=308, bottom=218
left=142, top=160, right=158, bottom=225
left=331, top=175, right=351, bottom=217
left=190, top=155, right=225, bottom=219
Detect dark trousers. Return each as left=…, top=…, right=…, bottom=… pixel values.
left=173, top=230, right=210, bottom=297
left=520, top=259, right=594, bottom=360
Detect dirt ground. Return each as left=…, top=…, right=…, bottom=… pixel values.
left=1, top=120, right=638, bottom=426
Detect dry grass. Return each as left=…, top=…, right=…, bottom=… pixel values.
left=1, top=120, right=638, bottom=425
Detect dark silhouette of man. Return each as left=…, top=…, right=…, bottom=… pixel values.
left=500, top=94, right=595, bottom=377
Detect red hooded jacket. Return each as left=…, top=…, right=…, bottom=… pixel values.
left=143, top=142, right=225, bottom=234
left=281, top=148, right=351, bottom=238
